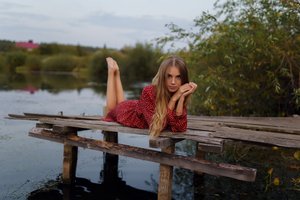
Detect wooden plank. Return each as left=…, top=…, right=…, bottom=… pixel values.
left=188, top=120, right=300, bottom=135
left=188, top=115, right=300, bottom=129
left=198, top=142, right=223, bottom=154
left=149, top=137, right=183, bottom=149
left=9, top=113, right=300, bottom=148
left=10, top=113, right=300, bottom=131
left=38, top=117, right=300, bottom=148
left=24, top=112, right=101, bottom=120
left=53, top=125, right=78, bottom=134
left=28, top=128, right=257, bottom=182
left=213, top=126, right=300, bottom=148
left=158, top=145, right=175, bottom=200
left=36, top=123, right=53, bottom=129
left=38, top=118, right=224, bottom=146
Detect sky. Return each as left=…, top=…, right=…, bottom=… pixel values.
left=0, top=0, right=219, bottom=49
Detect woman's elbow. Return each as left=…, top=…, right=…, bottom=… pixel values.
left=171, top=124, right=187, bottom=132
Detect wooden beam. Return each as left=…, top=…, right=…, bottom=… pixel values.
left=9, top=113, right=300, bottom=148
left=38, top=118, right=224, bottom=146
left=36, top=123, right=53, bottom=129
left=158, top=145, right=175, bottom=200
left=198, top=142, right=224, bottom=154
left=62, top=132, right=78, bottom=184
left=29, top=128, right=257, bottom=182
left=53, top=125, right=78, bottom=134
left=149, top=137, right=183, bottom=149
left=102, top=130, right=119, bottom=184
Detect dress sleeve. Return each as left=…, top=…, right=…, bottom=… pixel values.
left=136, top=86, right=156, bottom=127
left=166, top=107, right=187, bottom=132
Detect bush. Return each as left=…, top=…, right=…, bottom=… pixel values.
left=121, top=43, right=162, bottom=84
left=5, top=51, right=27, bottom=72
left=26, top=55, right=42, bottom=71
left=42, top=55, right=77, bottom=72
left=0, top=55, right=5, bottom=72
left=88, top=49, right=123, bottom=83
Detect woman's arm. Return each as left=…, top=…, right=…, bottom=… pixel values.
left=166, top=82, right=197, bottom=132
left=168, top=82, right=197, bottom=116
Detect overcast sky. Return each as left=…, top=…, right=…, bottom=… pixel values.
left=0, top=0, right=219, bottom=49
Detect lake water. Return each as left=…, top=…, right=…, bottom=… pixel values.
left=0, top=73, right=299, bottom=199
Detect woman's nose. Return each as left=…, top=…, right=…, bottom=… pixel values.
left=171, top=77, right=175, bottom=84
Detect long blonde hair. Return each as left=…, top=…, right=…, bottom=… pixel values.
left=150, top=55, right=189, bottom=137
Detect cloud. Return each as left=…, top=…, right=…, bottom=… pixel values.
left=0, top=1, right=29, bottom=10
left=0, top=1, right=195, bottom=48
left=81, top=11, right=192, bottom=32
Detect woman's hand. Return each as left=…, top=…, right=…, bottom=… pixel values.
left=171, top=83, right=192, bottom=101
left=182, top=82, right=197, bottom=97
left=172, top=82, right=197, bottom=101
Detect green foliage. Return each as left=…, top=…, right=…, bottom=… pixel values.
left=37, top=43, right=86, bottom=55
left=88, top=48, right=115, bottom=82
left=26, top=55, right=42, bottom=71
left=121, top=43, right=162, bottom=84
left=159, top=0, right=300, bottom=116
left=0, top=54, right=5, bottom=71
left=42, top=55, right=77, bottom=72
left=0, top=40, right=16, bottom=52
left=5, top=51, right=27, bottom=72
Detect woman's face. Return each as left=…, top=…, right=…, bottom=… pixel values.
left=165, top=66, right=182, bottom=93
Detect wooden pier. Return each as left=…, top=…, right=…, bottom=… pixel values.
left=8, top=113, right=300, bottom=200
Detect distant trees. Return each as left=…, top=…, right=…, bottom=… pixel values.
left=158, top=0, right=300, bottom=116
left=121, top=43, right=162, bottom=83
left=0, top=40, right=163, bottom=87
left=88, top=43, right=162, bottom=85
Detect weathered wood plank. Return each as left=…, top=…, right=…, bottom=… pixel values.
left=158, top=145, right=175, bottom=200
left=9, top=113, right=300, bottom=148
left=198, top=142, right=223, bottom=154
left=38, top=118, right=224, bottom=146
left=63, top=141, right=78, bottom=184
left=188, top=120, right=300, bottom=135
left=10, top=113, right=300, bottom=131
left=23, top=112, right=101, bottom=120
left=29, top=127, right=257, bottom=182
left=53, top=125, right=78, bottom=134
left=213, top=126, right=300, bottom=148
left=188, top=115, right=300, bottom=129
left=149, top=137, right=183, bottom=149
left=38, top=117, right=300, bottom=148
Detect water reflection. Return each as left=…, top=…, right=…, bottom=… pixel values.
left=0, top=72, right=107, bottom=95
left=0, top=72, right=145, bottom=99
left=27, top=176, right=157, bottom=200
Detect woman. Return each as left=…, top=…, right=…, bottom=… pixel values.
left=103, top=55, right=197, bottom=137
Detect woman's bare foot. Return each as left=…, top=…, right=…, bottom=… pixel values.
left=106, top=57, right=119, bottom=72
left=113, top=59, right=119, bottom=71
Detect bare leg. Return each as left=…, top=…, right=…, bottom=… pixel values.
left=113, top=60, right=125, bottom=104
left=106, top=57, right=117, bottom=112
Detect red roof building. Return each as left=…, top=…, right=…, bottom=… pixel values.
left=15, top=40, right=39, bottom=51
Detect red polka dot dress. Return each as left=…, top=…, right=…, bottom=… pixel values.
left=103, top=85, right=187, bottom=132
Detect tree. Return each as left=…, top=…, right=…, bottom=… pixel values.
left=121, top=43, right=162, bottom=84
left=158, top=0, right=300, bottom=116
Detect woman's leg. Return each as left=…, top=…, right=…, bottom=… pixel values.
left=106, top=57, right=117, bottom=112
left=113, top=61, right=125, bottom=104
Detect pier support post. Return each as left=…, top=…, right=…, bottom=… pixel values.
left=62, top=132, right=78, bottom=184
left=102, top=131, right=119, bottom=184
left=102, top=106, right=119, bottom=184
left=193, top=142, right=205, bottom=199
left=158, top=144, right=175, bottom=200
